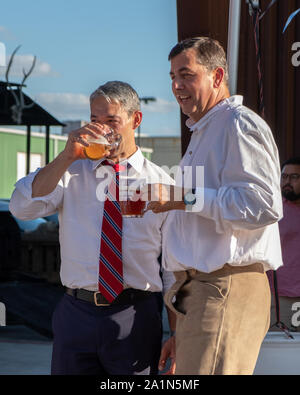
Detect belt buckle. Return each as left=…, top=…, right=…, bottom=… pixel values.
left=93, top=291, right=110, bottom=306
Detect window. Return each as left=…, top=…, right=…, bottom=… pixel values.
left=17, top=152, right=43, bottom=180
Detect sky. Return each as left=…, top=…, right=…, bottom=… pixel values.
left=0, top=0, right=180, bottom=136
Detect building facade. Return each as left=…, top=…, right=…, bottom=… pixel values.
left=0, top=128, right=67, bottom=199
left=0, top=127, right=180, bottom=199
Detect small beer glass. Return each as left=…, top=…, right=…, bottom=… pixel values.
left=84, top=131, right=122, bottom=160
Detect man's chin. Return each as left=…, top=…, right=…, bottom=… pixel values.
left=283, top=191, right=300, bottom=201
left=178, top=103, right=193, bottom=117
left=106, top=148, right=125, bottom=161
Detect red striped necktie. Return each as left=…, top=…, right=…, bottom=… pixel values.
left=98, top=161, right=124, bottom=303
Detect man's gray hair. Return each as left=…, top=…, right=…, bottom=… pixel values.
left=90, top=81, right=140, bottom=116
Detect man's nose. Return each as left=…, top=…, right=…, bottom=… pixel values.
left=173, top=79, right=184, bottom=90
left=281, top=181, right=292, bottom=189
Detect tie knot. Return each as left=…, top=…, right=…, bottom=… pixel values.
left=102, top=160, right=126, bottom=172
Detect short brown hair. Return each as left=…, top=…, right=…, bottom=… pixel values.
left=168, top=37, right=229, bottom=84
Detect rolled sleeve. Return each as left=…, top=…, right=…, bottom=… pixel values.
left=189, top=111, right=283, bottom=233
left=9, top=168, right=64, bottom=220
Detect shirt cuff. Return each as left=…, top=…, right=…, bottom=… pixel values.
left=186, top=187, right=217, bottom=216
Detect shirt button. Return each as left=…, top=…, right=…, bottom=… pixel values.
left=189, top=151, right=192, bottom=155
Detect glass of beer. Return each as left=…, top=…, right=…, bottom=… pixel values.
left=119, top=178, right=147, bottom=218
left=84, top=132, right=122, bottom=160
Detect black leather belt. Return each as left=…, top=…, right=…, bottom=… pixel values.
left=65, top=287, right=155, bottom=306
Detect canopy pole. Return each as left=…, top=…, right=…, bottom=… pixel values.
left=26, top=125, right=31, bottom=175
left=45, top=126, right=50, bottom=164
left=227, top=0, right=242, bottom=95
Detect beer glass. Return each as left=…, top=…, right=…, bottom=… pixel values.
left=84, top=131, right=122, bottom=160
left=119, top=177, right=147, bottom=218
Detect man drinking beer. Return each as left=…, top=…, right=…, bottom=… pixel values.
left=10, top=80, right=176, bottom=375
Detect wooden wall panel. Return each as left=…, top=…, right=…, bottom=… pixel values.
left=176, top=0, right=230, bottom=156
left=177, top=0, right=300, bottom=163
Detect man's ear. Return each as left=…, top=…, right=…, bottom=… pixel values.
left=132, top=111, right=142, bottom=130
left=213, top=67, right=225, bottom=88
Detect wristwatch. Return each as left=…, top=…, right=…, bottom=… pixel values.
left=183, top=188, right=196, bottom=208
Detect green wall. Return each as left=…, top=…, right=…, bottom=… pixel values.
left=0, top=131, right=152, bottom=199
left=0, top=131, right=66, bottom=199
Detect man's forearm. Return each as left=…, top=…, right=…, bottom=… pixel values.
left=32, top=151, right=74, bottom=198
left=166, top=308, right=176, bottom=334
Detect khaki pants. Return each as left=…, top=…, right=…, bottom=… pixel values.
left=164, top=263, right=271, bottom=375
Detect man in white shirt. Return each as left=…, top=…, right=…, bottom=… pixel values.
left=9, top=81, right=176, bottom=375
left=142, top=37, right=283, bottom=375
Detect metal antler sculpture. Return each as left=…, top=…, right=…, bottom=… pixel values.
left=5, top=45, right=37, bottom=124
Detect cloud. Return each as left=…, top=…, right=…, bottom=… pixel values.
left=2, top=54, right=57, bottom=77
left=140, top=97, right=178, bottom=113
left=35, top=92, right=90, bottom=120
left=0, top=26, right=17, bottom=41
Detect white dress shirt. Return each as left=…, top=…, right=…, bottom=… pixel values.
left=162, top=95, right=283, bottom=273
left=10, top=148, right=175, bottom=292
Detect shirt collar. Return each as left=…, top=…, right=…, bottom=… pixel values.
left=92, top=146, right=145, bottom=174
left=186, top=95, right=244, bottom=132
